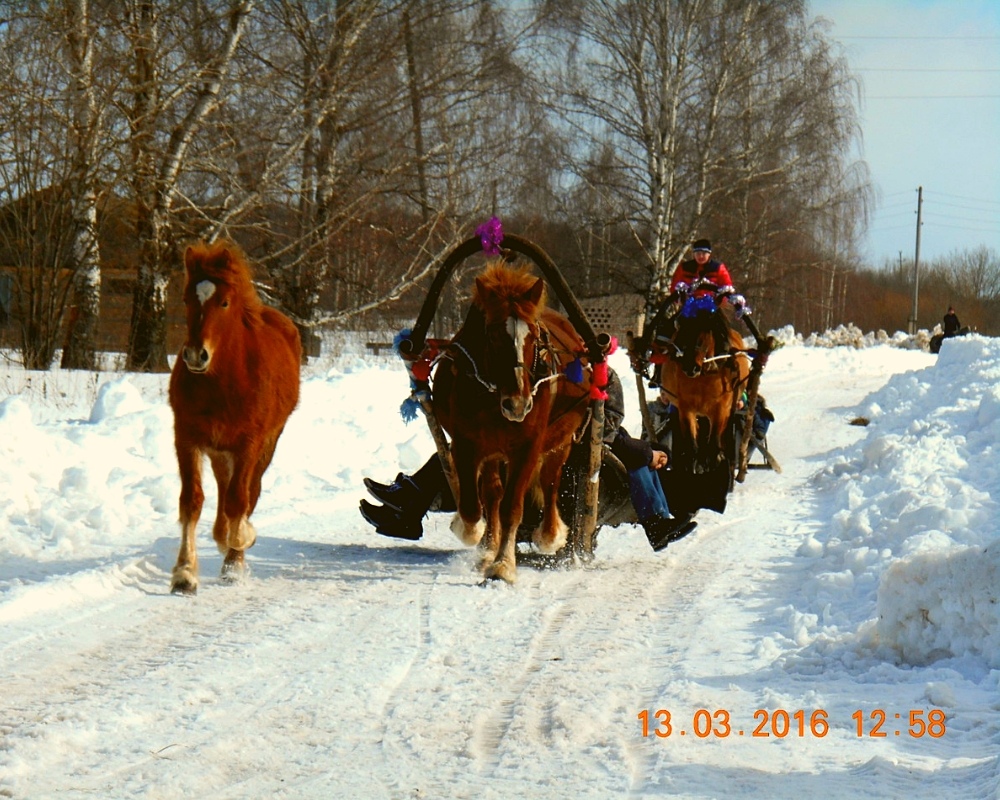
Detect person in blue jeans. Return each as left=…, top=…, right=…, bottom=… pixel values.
left=360, top=368, right=696, bottom=552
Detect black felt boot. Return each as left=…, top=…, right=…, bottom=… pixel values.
left=363, top=473, right=422, bottom=513
left=359, top=500, right=424, bottom=541
left=642, top=513, right=698, bottom=552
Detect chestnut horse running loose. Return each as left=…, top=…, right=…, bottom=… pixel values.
left=432, top=261, right=593, bottom=584
left=168, top=241, right=301, bottom=594
left=658, top=301, right=749, bottom=473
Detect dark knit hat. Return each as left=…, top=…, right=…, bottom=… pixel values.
left=692, top=239, right=712, bottom=252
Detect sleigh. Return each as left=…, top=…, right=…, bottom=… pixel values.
left=626, top=280, right=778, bottom=517
left=394, top=228, right=622, bottom=567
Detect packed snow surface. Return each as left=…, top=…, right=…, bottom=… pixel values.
left=2, top=329, right=999, bottom=798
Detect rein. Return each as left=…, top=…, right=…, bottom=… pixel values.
left=448, top=341, right=497, bottom=393
left=702, top=349, right=751, bottom=367
left=447, top=318, right=580, bottom=399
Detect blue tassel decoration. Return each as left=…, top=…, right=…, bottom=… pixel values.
left=400, top=395, right=421, bottom=423
left=564, top=357, right=584, bottom=384
left=393, top=328, right=412, bottom=356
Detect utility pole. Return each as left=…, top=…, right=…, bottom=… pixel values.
left=908, top=186, right=923, bottom=334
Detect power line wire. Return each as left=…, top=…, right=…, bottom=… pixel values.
left=838, top=35, right=1000, bottom=40
left=926, top=200, right=1000, bottom=215
left=867, top=94, right=1000, bottom=99
left=922, top=222, right=1000, bottom=234
left=859, top=68, right=1000, bottom=73
left=925, top=211, right=1000, bottom=226
left=927, top=191, right=1000, bottom=207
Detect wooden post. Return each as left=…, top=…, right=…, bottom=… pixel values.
left=736, top=313, right=773, bottom=483
left=571, top=397, right=605, bottom=560
left=626, top=330, right=657, bottom=443
left=416, top=393, right=461, bottom=511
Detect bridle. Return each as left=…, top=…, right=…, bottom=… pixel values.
left=448, top=317, right=561, bottom=395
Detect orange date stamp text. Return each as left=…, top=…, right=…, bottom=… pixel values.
left=637, top=708, right=947, bottom=739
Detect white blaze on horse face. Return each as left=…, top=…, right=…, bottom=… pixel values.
left=501, top=315, right=534, bottom=422
left=507, top=315, right=530, bottom=382
left=196, top=280, right=217, bottom=305
left=182, top=280, right=219, bottom=373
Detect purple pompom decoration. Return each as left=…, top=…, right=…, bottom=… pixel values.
left=476, top=216, right=504, bottom=256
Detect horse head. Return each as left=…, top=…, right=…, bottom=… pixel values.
left=180, top=241, right=262, bottom=374
left=674, top=296, right=719, bottom=378
left=472, top=262, right=546, bottom=423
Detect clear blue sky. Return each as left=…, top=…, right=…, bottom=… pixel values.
left=809, top=1, right=1000, bottom=267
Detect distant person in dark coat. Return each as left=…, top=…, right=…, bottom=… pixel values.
left=943, top=306, right=961, bottom=337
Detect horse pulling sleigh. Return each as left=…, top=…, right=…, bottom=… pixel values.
left=395, top=224, right=625, bottom=583
left=627, top=277, right=778, bottom=519
left=394, top=224, right=778, bottom=582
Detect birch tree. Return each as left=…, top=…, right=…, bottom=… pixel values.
left=60, top=0, right=103, bottom=369
left=536, top=0, right=870, bottom=325
left=121, top=0, right=254, bottom=371
left=0, top=3, right=101, bottom=369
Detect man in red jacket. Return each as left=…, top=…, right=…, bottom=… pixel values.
left=667, top=238, right=746, bottom=357
left=670, top=238, right=734, bottom=294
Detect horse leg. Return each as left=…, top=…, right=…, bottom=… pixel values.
left=220, top=447, right=260, bottom=582
left=478, top=459, right=504, bottom=570
left=171, top=442, right=204, bottom=595
left=208, top=451, right=233, bottom=554
left=249, top=429, right=282, bottom=515
left=532, top=447, right=570, bottom=554
left=449, top=437, right=486, bottom=546
left=708, top=392, right=735, bottom=468
left=486, top=449, right=538, bottom=584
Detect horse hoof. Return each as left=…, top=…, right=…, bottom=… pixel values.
left=484, top=562, right=517, bottom=584
left=532, top=516, right=568, bottom=554
left=220, top=553, right=250, bottom=584
left=478, top=551, right=498, bottom=571
left=170, top=578, right=197, bottom=596
left=451, top=514, right=485, bottom=546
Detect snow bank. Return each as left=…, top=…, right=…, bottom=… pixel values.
left=805, top=334, right=1000, bottom=666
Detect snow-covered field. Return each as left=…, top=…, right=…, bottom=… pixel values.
left=2, top=328, right=999, bottom=799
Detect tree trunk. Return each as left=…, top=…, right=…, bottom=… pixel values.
left=125, top=0, right=253, bottom=371
left=61, top=0, right=102, bottom=370
left=404, top=6, right=429, bottom=225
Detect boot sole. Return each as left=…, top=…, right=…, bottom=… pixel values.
left=359, top=500, right=423, bottom=541
left=652, top=520, right=698, bottom=552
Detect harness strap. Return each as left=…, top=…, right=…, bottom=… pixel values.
left=448, top=341, right=497, bottom=393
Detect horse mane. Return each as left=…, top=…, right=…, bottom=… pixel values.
left=472, top=260, right=546, bottom=319
left=184, top=239, right=264, bottom=320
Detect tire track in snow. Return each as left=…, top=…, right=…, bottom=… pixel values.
left=0, top=551, right=428, bottom=796
left=623, top=514, right=753, bottom=797
left=373, top=574, right=442, bottom=799
left=470, top=572, right=585, bottom=774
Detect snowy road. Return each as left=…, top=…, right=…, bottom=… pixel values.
left=2, top=340, right=999, bottom=798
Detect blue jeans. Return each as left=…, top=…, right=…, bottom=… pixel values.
left=627, top=467, right=670, bottom=522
